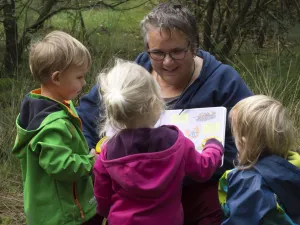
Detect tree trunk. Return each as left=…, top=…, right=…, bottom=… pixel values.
left=220, top=0, right=252, bottom=59
left=17, top=0, right=58, bottom=67
left=3, top=0, right=18, bottom=76
left=257, top=17, right=267, bottom=48
left=203, top=0, right=217, bottom=51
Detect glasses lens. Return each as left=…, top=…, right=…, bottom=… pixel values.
left=170, top=51, right=186, bottom=60
left=149, top=52, right=165, bottom=60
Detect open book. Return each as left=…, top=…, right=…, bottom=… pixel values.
left=155, top=107, right=227, bottom=152
left=104, top=107, right=226, bottom=154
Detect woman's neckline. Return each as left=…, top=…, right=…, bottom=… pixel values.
left=153, top=56, right=203, bottom=98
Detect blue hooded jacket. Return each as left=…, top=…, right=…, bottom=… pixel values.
left=219, top=154, right=300, bottom=225
left=76, top=50, right=252, bottom=179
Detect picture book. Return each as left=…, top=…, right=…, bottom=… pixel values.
left=155, top=107, right=227, bottom=152
left=104, top=107, right=227, bottom=155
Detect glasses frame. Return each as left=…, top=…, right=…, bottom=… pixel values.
left=147, top=41, right=190, bottom=61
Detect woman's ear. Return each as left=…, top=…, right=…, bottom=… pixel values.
left=51, top=71, right=60, bottom=85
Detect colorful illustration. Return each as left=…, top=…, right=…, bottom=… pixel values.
left=107, top=107, right=226, bottom=160
left=203, top=122, right=221, bottom=134
left=184, top=126, right=200, bottom=139
left=157, top=107, right=226, bottom=159
left=194, top=111, right=216, bottom=121
left=196, top=146, right=204, bottom=151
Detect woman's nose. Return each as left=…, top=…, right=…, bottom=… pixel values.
left=163, top=53, right=174, bottom=65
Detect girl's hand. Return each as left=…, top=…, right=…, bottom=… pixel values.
left=89, top=148, right=98, bottom=160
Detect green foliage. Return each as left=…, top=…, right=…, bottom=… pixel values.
left=232, top=48, right=300, bottom=148
left=0, top=2, right=299, bottom=222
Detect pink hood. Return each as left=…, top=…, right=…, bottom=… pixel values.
left=94, top=125, right=223, bottom=225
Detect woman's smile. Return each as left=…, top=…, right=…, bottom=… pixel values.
left=163, top=66, right=179, bottom=73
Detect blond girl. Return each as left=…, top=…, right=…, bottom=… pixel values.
left=219, top=95, right=300, bottom=225
left=93, top=59, right=224, bottom=225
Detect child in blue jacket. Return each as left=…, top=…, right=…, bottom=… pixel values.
left=219, top=95, right=300, bottom=225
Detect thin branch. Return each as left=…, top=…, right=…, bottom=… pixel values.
left=215, top=0, right=231, bottom=43
left=0, top=4, right=7, bottom=11
left=263, top=9, right=287, bottom=27
left=220, top=0, right=252, bottom=57
left=25, top=1, right=109, bottom=32
left=16, top=0, right=34, bottom=20
left=203, top=0, right=217, bottom=51
left=110, top=0, right=150, bottom=11
left=110, top=0, right=135, bottom=8
left=234, top=28, right=251, bottom=56
left=25, top=0, right=148, bottom=33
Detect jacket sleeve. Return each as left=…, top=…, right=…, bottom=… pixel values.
left=184, top=138, right=223, bottom=182
left=218, top=170, right=232, bottom=214
left=213, top=65, right=253, bottom=180
left=37, top=120, right=95, bottom=181
left=76, top=85, right=104, bottom=149
left=94, top=146, right=113, bottom=217
left=221, top=170, right=278, bottom=225
left=217, top=65, right=252, bottom=107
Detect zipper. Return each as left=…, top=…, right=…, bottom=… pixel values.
left=72, top=182, right=85, bottom=219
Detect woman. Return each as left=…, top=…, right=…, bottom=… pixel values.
left=77, top=2, right=252, bottom=225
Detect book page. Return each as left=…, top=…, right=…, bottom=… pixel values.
left=155, top=107, right=227, bottom=152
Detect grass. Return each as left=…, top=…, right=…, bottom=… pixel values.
left=0, top=1, right=300, bottom=223
left=233, top=44, right=300, bottom=147
left=0, top=162, right=24, bottom=225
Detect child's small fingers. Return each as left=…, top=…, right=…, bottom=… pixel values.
left=90, top=148, right=97, bottom=156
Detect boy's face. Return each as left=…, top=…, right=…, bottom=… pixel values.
left=55, top=65, right=88, bottom=101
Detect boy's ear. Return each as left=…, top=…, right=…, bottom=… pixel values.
left=51, top=71, right=60, bottom=85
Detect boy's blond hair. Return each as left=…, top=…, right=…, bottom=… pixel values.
left=29, top=30, right=91, bottom=83
left=230, top=95, right=295, bottom=169
left=97, top=59, right=164, bottom=134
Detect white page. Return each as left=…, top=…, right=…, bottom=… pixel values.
left=106, top=107, right=226, bottom=155
left=155, top=107, right=227, bottom=152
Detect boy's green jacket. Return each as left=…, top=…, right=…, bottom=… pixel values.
left=12, top=89, right=96, bottom=225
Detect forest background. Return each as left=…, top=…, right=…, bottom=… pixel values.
left=0, top=0, right=300, bottom=224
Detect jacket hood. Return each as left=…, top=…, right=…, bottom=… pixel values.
left=12, top=90, right=79, bottom=158
left=197, top=50, right=222, bottom=82
left=254, top=153, right=300, bottom=221
left=100, top=126, right=185, bottom=198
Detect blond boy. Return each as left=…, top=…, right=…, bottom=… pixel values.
left=12, top=31, right=102, bottom=225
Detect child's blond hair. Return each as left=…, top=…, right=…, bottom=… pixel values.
left=230, top=95, right=295, bottom=169
left=97, top=59, right=164, bottom=134
left=29, top=30, right=91, bottom=83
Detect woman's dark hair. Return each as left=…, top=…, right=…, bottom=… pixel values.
left=140, top=2, right=199, bottom=54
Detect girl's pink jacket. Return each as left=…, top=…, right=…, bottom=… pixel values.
left=94, top=125, right=223, bottom=225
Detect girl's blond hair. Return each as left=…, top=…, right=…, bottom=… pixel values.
left=97, top=59, right=164, bottom=135
left=230, top=95, right=295, bottom=169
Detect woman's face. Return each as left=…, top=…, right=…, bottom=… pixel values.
left=147, top=28, right=195, bottom=85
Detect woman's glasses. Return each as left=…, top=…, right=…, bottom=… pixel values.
left=148, top=42, right=190, bottom=61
